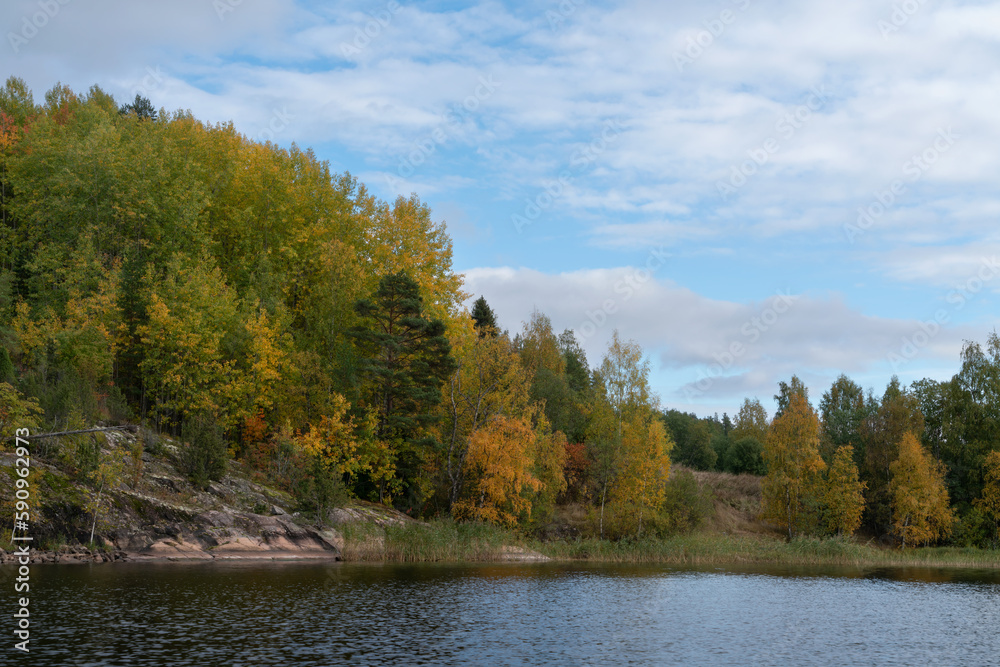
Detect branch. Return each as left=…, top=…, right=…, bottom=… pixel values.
left=11, top=425, right=138, bottom=440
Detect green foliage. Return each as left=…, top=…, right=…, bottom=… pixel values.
left=950, top=507, right=996, bottom=549
left=662, top=410, right=718, bottom=471
left=180, top=414, right=229, bottom=490
left=0, top=346, right=13, bottom=382
left=293, top=455, right=349, bottom=525
left=118, top=94, right=157, bottom=120
left=470, top=295, right=498, bottom=335
left=351, top=271, right=456, bottom=505
left=819, top=374, right=869, bottom=462
left=660, top=468, right=714, bottom=533
left=774, top=375, right=809, bottom=419
left=725, top=436, right=766, bottom=475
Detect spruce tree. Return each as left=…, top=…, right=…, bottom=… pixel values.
left=470, top=295, right=498, bottom=336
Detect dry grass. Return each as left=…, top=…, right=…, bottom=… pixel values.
left=673, top=465, right=778, bottom=538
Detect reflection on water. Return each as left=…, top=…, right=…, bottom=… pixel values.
left=9, top=561, right=1000, bottom=666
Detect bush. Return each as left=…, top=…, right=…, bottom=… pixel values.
left=180, top=414, right=228, bottom=489
left=950, top=507, right=996, bottom=549
left=660, top=468, right=714, bottom=533
left=725, top=437, right=766, bottom=475
left=292, top=456, right=349, bottom=526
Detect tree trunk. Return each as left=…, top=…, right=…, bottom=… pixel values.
left=89, top=478, right=105, bottom=546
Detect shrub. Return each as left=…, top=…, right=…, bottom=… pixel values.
left=660, top=468, right=714, bottom=533
left=180, top=414, right=228, bottom=489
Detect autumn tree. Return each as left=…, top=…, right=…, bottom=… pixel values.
left=518, top=309, right=582, bottom=442
left=138, top=253, right=240, bottom=430
left=731, top=397, right=769, bottom=443
left=890, top=431, right=954, bottom=548
left=452, top=413, right=543, bottom=527
left=861, top=377, right=924, bottom=536
left=974, top=450, right=1000, bottom=544
left=822, top=445, right=866, bottom=537
left=442, top=327, right=531, bottom=509
left=588, top=331, right=666, bottom=538
left=86, top=437, right=127, bottom=544
left=608, top=414, right=672, bottom=538
left=762, top=391, right=826, bottom=539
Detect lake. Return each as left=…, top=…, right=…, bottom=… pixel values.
left=6, top=561, right=1000, bottom=665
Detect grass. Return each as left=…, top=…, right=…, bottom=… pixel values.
left=334, top=517, right=1000, bottom=569
left=338, top=518, right=522, bottom=562
left=530, top=532, right=1000, bottom=568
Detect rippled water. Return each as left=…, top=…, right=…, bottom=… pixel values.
left=5, top=561, right=1000, bottom=665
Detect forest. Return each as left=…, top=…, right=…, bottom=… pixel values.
left=0, top=77, right=998, bottom=549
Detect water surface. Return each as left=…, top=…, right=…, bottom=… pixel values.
left=6, top=561, right=1000, bottom=665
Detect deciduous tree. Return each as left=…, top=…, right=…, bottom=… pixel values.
left=762, top=392, right=826, bottom=539
left=890, top=431, right=954, bottom=548
left=823, top=445, right=866, bottom=537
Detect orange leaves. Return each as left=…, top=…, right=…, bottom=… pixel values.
left=453, top=414, right=543, bottom=528
left=891, top=431, right=954, bottom=547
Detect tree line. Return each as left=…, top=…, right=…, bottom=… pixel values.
left=663, top=360, right=1000, bottom=548
left=0, top=79, right=677, bottom=537
left=0, top=78, right=997, bottom=548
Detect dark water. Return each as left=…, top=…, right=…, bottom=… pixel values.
left=3, top=560, right=1000, bottom=666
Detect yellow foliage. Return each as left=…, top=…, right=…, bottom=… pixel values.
left=137, top=254, right=240, bottom=425
left=0, top=383, right=43, bottom=446
left=823, top=445, right=866, bottom=537
left=762, top=393, right=827, bottom=539
left=891, top=431, right=954, bottom=548
left=609, top=414, right=673, bottom=537
left=975, top=450, right=1000, bottom=540
left=453, top=414, right=543, bottom=528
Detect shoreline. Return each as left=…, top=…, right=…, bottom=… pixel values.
left=5, top=533, right=1000, bottom=570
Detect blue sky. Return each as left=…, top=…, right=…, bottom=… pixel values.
left=6, top=0, right=1000, bottom=419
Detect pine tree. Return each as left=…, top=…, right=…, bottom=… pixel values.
left=351, top=272, right=456, bottom=504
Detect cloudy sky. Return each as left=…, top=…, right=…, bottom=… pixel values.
left=5, top=0, right=1000, bottom=418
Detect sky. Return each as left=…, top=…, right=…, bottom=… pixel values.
left=4, top=0, right=1000, bottom=419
